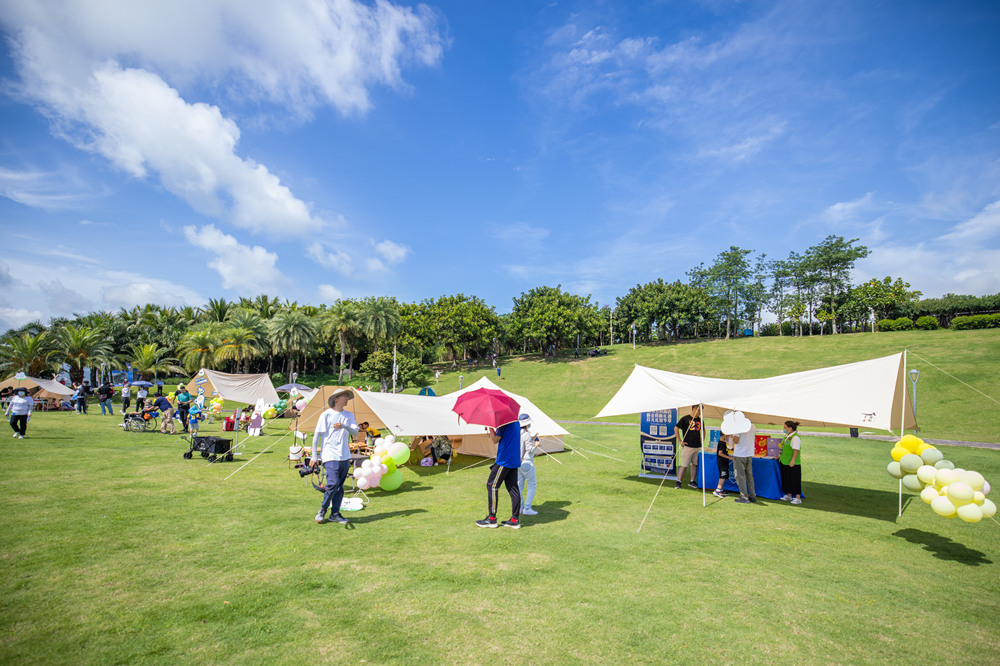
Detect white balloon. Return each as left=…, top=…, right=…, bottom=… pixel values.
left=385, top=434, right=396, bottom=444
left=380, top=464, right=389, bottom=475
left=983, top=480, right=991, bottom=495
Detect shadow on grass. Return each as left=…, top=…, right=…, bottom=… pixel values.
left=892, top=528, right=992, bottom=565
left=794, top=481, right=906, bottom=522
left=346, top=508, right=428, bottom=527
left=523, top=500, right=571, bottom=526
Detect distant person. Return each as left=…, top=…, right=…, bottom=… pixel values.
left=175, top=384, right=193, bottom=433
left=477, top=419, right=521, bottom=529
left=779, top=421, right=803, bottom=504
left=153, top=394, right=176, bottom=435
left=496, top=364, right=502, bottom=380
left=435, top=370, right=441, bottom=383
left=5, top=387, right=34, bottom=439
left=97, top=381, right=114, bottom=415
left=188, top=402, right=204, bottom=437
left=732, top=419, right=757, bottom=504
left=136, top=384, right=148, bottom=411
left=311, top=388, right=358, bottom=525
left=518, top=414, right=541, bottom=516
left=430, top=435, right=453, bottom=465
left=121, top=380, right=132, bottom=413
left=713, top=435, right=734, bottom=498
left=674, top=405, right=702, bottom=490
left=76, top=380, right=92, bottom=414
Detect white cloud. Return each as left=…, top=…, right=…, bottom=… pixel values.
left=99, top=277, right=205, bottom=311
left=820, top=193, right=877, bottom=225
left=307, top=242, right=353, bottom=275
left=183, top=224, right=288, bottom=294
left=373, top=239, right=410, bottom=264
left=317, top=284, right=343, bottom=302
left=938, top=200, right=1000, bottom=243
left=0, top=307, right=44, bottom=332
left=0, top=167, right=97, bottom=209
left=365, top=257, right=387, bottom=273
left=39, top=278, right=93, bottom=315
left=0, top=0, right=445, bottom=232
left=0, top=260, right=12, bottom=287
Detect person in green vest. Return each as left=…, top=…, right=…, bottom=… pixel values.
left=779, top=420, right=803, bottom=504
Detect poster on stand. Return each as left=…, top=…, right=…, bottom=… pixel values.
left=639, top=409, right=677, bottom=479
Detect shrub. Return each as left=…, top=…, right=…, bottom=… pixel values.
left=876, top=318, right=894, bottom=332
left=951, top=314, right=995, bottom=330
left=915, top=316, right=939, bottom=330
left=760, top=323, right=781, bottom=336
left=892, top=317, right=914, bottom=331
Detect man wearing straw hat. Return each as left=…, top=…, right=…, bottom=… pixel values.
left=311, top=388, right=359, bottom=525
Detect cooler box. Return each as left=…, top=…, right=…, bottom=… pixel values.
left=222, top=417, right=234, bottom=431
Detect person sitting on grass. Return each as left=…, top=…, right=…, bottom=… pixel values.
left=430, top=435, right=453, bottom=465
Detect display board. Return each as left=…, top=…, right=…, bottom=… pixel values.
left=639, top=409, right=677, bottom=479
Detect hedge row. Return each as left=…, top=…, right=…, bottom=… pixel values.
left=950, top=313, right=1000, bottom=330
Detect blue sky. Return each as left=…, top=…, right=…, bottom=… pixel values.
left=1, top=0, right=998, bottom=330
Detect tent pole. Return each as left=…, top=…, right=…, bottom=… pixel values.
left=898, top=349, right=907, bottom=517
left=701, top=403, right=706, bottom=508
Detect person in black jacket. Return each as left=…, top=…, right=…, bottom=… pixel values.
left=97, top=382, right=115, bottom=416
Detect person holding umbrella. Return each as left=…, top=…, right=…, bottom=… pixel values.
left=478, top=419, right=522, bottom=529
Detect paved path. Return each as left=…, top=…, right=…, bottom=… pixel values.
left=555, top=420, right=1000, bottom=450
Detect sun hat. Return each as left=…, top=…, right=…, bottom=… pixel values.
left=518, top=413, right=532, bottom=428
left=327, top=387, right=354, bottom=408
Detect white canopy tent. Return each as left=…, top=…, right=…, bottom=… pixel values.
left=0, top=375, right=75, bottom=400
left=186, top=369, right=280, bottom=406
left=596, top=352, right=916, bottom=433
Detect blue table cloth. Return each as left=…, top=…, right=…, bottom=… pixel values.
left=695, top=452, right=784, bottom=500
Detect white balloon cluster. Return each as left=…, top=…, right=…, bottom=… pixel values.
left=351, top=435, right=410, bottom=492
left=887, top=435, right=995, bottom=523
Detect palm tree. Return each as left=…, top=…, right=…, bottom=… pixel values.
left=0, top=332, right=56, bottom=377
left=268, top=310, right=319, bottom=380
left=202, top=298, right=231, bottom=323
left=215, top=327, right=260, bottom=373
left=126, top=343, right=184, bottom=383
left=322, top=300, right=360, bottom=383
left=54, top=324, right=114, bottom=384
left=176, top=326, right=221, bottom=373
left=252, top=294, right=281, bottom=320
left=358, top=297, right=401, bottom=354
left=224, top=308, right=269, bottom=372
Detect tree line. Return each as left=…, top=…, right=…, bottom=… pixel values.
left=1, top=235, right=996, bottom=388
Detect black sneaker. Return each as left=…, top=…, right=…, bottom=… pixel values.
left=734, top=497, right=751, bottom=504
left=476, top=517, right=498, bottom=528
left=329, top=513, right=349, bottom=524
left=688, top=482, right=698, bottom=489
left=501, top=518, right=521, bottom=529
left=674, top=481, right=682, bottom=489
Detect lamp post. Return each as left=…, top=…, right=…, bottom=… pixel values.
left=908, top=368, right=920, bottom=435
left=458, top=375, right=464, bottom=390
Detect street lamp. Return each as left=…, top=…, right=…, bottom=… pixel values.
left=458, top=375, right=464, bottom=390
left=908, top=368, right=920, bottom=435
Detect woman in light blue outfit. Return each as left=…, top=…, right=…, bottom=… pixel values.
left=517, top=413, right=541, bottom=516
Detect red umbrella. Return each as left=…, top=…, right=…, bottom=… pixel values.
left=452, top=388, right=520, bottom=429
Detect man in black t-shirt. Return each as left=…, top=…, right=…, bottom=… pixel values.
left=674, top=405, right=702, bottom=489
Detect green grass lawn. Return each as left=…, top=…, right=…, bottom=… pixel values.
left=2, top=407, right=999, bottom=664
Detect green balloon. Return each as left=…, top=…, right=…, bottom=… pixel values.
left=886, top=461, right=904, bottom=479
left=389, top=441, right=410, bottom=466
left=379, top=469, right=403, bottom=491
left=920, top=448, right=944, bottom=465
left=916, top=465, right=937, bottom=484
left=934, top=459, right=955, bottom=470
left=899, top=453, right=922, bottom=474
left=902, top=474, right=923, bottom=493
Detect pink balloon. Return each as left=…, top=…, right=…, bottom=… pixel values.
left=380, top=464, right=389, bottom=475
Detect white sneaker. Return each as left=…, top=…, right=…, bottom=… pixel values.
left=521, top=508, right=538, bottom=515
left=791, top=497, right=802, bottom=505
left=780, top=494, right=793, bottom=501
left=12, top=433, right=17, bottom=438
left=315, top=511, right=326, bottom=523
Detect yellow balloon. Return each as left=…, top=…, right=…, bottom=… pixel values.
left=916, top=465, right=937, bottom=485
left=890, top=446, right=908, bottom=462
left=973, top=491, right=986, bottom=506
left=916, top=442, right=934, bottom=455
left=948, top=482, right=975, bottom=507
left=920, top=487, right=939, bottom=505
left=957, top=503, right=983, bottom=523
left=960, top=470, right=985, bottom=491
left=980, top=498, right=997, bottom=518
left=931, top=496, right=957, bottom=518
left=934, top=468, right=958, bottom=490
left=899, top=434, right=922, bottom=453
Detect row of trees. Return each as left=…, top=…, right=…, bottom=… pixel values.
left=1, top=235, right=995, bottom=387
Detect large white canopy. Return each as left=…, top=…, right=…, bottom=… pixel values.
left=186, top=369, right=279, bottom=406
left=0, top=375, right=75, bottom=398
left=595, top=352, right=916, bottom=432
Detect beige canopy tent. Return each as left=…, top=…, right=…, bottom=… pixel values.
left=596, top=352, right=917, bottom=433
left=0, top=375, right=75, bottom=401
left=292, top=378, right=566, bottom=458
left=291, top=386, right=389, bottom=433
left=186, top=369, right=280, bottom=406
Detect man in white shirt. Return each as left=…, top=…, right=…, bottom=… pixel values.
left=732, top=421, right=757, bottom=504
left=311, top=388, right=359, bottom=524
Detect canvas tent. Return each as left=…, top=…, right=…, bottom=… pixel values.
left=292, top=378, right=567, bottom=458
left=0, top=375, right=75, bottom=401
left=185, top=369, right=280, bottom=406
left=596, top=352, right=917, bottom=433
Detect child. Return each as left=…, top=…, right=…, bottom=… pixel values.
left=187, top=403, right=204, bottom=436
left=713, top=434, right=735, bottom=498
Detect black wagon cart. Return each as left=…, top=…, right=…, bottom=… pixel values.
left=183, top=435, right=234, bottom=462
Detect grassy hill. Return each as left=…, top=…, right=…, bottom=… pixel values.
left=415, top=329, right=1000, bottom=443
